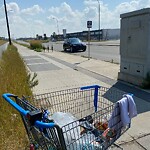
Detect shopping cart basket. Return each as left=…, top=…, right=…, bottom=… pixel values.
left=3, top=85, right=131, bottom=150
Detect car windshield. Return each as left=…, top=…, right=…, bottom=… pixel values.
left=69, top=38, right=81, bottom=44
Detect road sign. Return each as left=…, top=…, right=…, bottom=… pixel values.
left=87, top=21, right=92, bottom=28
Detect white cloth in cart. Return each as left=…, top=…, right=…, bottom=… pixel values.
left=108, top=94, right=137, bottom=128
left=123, top=94, right=137, bottom=120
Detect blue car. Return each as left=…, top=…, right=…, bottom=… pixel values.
left=63, top=38, right=86, bottom=53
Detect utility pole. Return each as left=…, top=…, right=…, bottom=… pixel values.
left=4, top=0, right=11, bottom=45
left=97, top=0, right=100, bottom=41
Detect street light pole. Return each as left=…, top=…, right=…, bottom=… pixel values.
left=4, top=0, right=11, bottom=45
left=53, top=17, right=59, bottom=35
left=56, top=19, right=59, bottom=35
left=97, top=0, right=100, bottom=41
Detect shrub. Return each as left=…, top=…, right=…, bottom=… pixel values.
left=34, top=48, right=42, bottom=52
left=27, top=72, right=39, bottom=88
left=0, top=40, right=7, bottom=46
left=29, top=40, right=42, bottom=51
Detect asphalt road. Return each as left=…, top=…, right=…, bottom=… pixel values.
left=43, top=40, right=120, bottom=63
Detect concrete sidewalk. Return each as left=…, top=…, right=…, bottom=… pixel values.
left=15, top=43, right=150, bottom=150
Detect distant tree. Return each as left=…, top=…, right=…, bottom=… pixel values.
left=36, top=34, right=39, bottom=39
left=43, top=34, right=47, bottom=40
left=52, top=32, right=58, bottom=40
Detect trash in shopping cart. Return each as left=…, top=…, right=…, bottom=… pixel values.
left=50, top=112, right=112, bottom=149
left=51, top=112, right=78, bottom=127
left=2, top=85, right=137, bottom=150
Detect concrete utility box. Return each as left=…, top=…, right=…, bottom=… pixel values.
left=118, top=8, right=150, bottom=86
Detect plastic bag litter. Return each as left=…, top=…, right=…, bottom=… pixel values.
left=51, top=112, right=80, bottom=145
left=51, top=112, right=77, bottom=127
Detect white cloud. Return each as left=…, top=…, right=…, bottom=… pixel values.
left=10, top=15, right=27, bottom=24
left=49, top=2, right=79, bottom=18
left=83, top=0, right=150, bottom=29
left=115, top=1, right=140, bottom=14
left=48, top=0, right=150, bottom=35
left=60, top=2, right=75, bottom=17
left=47, top=1, right=113, bottom=33
left=1, top=0, right=150, bottom=38
left=84, top=0, right=97, bottom=6
left=48, top=6, right=60, bottom=14
left=0, top=3, right=46, bottom=38
left=48, top=2, right=85, bottom=33
left=34, top=20, right=44, bottom=26
left=21, top=5, right=44, bottom=16
left=6, top=2, right=20, bottom=14
left=84, top=7, right=97, bottom=19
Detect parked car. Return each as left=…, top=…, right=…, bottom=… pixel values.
left=63, top=38, right=86, bottom=52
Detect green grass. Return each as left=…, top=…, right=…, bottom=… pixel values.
left=26, top=39, right=49, bottom=43
left=0, top=40, right=7, bottom=46
left=14, top=41, right=30, bottom=49
left=0, top=44, right=32, bottom=150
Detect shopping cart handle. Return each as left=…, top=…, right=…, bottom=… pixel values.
left=3, top=93, right=56, bottom=128
left=80, top=85, right=101, bottom=90
left=2, top=93, right=29, bottom=116
left=81, top=85, right=101, bottom=112
left=35, top=121, right=55, bottom=128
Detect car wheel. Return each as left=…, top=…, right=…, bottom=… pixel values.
left=83, top=48, right=86, bottom=52
left=70, top=47, right=73, bottom=53
left=64, top=48, right=67, bottom=51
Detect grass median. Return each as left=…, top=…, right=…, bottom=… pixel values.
left=0, top=44, right=32, bottom=149
left=0, top=40, right=7, bottom=46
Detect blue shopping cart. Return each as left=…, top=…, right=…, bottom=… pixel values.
left=2, top=85, right=131, bottom=150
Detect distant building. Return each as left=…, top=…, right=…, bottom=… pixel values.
left=102, top=29, right=120, bottom=40
left=58, top=29, right=120, bottom=41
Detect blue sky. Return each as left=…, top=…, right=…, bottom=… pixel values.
left=0, top=0, right=150, bottom=38
left=0, top=0, right=132, bottom=10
